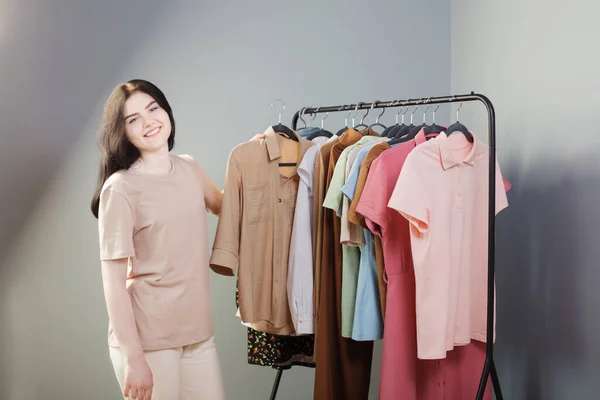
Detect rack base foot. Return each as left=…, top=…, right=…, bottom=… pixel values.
left=477, top=357, right=503, bottom=400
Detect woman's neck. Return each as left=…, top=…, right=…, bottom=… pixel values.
left=131, top=147, right=172, bottom=175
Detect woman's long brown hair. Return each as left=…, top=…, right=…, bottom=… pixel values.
left=90, top=79, right=176, bottom=219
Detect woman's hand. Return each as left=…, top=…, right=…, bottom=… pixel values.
left=124, top=355, right=154, bottom=400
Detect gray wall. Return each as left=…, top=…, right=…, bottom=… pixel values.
left=0, top=1, right=451, bottom=399
left=451, top=1, right=600, bottom=399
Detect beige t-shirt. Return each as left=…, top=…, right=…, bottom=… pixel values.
left=98, top=153, right=214, bottom=351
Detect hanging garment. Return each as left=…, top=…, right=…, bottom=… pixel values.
left=297, top=126, right=319, bottom=138
left=346, top=141, right=392, bottom=317
left=210, top=126, right=313, bottom=335
left=339, top=142, right=392, bottom=341
left=356, top=129, right=492, bottom=400
left=235, top=281, right=315, bottom=369
left=313, top=128, right=376, bottom=400
left=311, top=134, right=340, bottom=358
left=287, top=136, right=330, bottom=335
left=350, top=228, right=383, bottom=341
left=323, top=135, right=383, bottom=338
left=340, top=140, right=388, bottom=247
left=387, top=131, right=509, bottom=359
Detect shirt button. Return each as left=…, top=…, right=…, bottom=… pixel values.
left=278, top=198, right=282, bottom=203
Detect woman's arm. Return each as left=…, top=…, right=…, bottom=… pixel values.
left=101, top=258, right=154, bottom=399
left=101, top=258, right=144, bottom=359
left=198, top=167, right=223, bottom=216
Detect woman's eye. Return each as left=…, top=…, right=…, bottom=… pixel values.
left=128, top=117, right=137, bottom=124
left=150, top=106, right=159, bottom=112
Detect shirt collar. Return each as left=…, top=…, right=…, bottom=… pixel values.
left=436, top=131, right=479, bottom=170
left=414, top=128, right=427, bottom=146
left=264, top=125, right=300, bottom=161
left=339, top=127, right=379, bottom=146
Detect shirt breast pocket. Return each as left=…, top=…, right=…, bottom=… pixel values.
left=244, top=183, right=269, bottom=225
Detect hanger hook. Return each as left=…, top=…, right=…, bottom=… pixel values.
left=298, top=107, right=308, bottom=128
left=456, top=102, right=463, bottom=122
left=341, top=105, right=351, bottom=127
left=353, top=102, right=365, bottom=126
left=433, top=104, right=440, bottom=124
left=422, top=105, right=430, bottom=124
left=392, top=101, right=402, bottom=124
left=317, top=108, right=328, bottom=129
left=308, top=110, right=317, bottom=127
left=270, top=99, right=285, bottom=124
left=371, top=100, right=384, bottom=124
left=410, top=105, right=418, bottom=125
left=360, top=103, right=371, bottom=125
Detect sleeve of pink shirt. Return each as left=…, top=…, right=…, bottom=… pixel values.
left=387, top=154, right=430, bottom=233
left=354, top=157, right=389, bottom=238
left=495, top=158, right=509, bottom=215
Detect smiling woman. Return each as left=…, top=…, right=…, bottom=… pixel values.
left=90, top=79, right=227, bottom=400
left=90, top=79, right=177, bottom=217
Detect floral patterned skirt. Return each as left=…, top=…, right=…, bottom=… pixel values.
left=236, top=280, right=315, bottom=369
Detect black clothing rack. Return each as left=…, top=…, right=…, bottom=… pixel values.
left=268, top=92, right=502, bottom=400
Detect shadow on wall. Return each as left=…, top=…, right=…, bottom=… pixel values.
left=494, top=160, right=600, bottom=400
left=0, top=1, right=170, bottom=397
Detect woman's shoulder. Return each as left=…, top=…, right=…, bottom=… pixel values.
left=174, top=153, right=208, bottom=173
left=101, top=170, right=132, bottom=196
left=176, top=153, right=195, bottom=163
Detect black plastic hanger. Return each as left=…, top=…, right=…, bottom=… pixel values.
left=336, top=127, right=348, bottom=136
left=391, top=105, right=419, bottom=139
left=381, top=102, right=404, bottom=138
left=307, top=109, right=334, bottom=140
left=446, top=103, right=474, bottom=142
left=353, top=102, right=370, bottom=130
left=270, top=99, right=299, bottom=167
left=423, top=104, right=443, bottom=135
left=335, top=105, right=352, bottom=136
left=271, top=99, right=298, bottom=142
left=404, top=104, right=433, bottom=140
left=387, top=131, right=413, bottom=146
left=272, top=124, right=298, bottom=142
left=365, top=101, right=387, bottom=134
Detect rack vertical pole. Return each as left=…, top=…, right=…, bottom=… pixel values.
left=269, top=368, right=283, bottom=400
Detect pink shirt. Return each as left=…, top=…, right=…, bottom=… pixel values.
left=388, top=132, right=509, bottom=360
left=356, top=130, right=491, bottom=400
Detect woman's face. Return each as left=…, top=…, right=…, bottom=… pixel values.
left=123, top=91, right=171, bottom=154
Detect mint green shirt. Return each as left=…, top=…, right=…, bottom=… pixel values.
left=322, top=136, right=382, bottom=337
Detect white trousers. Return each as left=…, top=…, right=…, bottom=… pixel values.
left=109, top=336, right=226, bottom=400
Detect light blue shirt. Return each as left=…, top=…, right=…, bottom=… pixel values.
left=297, top=127, right=319, bottom=138
left=351, top=228, right=384, bottom=340
left=339, top=141, right=385, bottom=341
left=341, top=142, right=381, bottom=201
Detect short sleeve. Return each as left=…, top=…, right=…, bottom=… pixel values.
left=495, top=158, right=509, bottom=215
left=341, top=152, right=364, bottom=201
left=98, top=189, right=135, bottom=261
left=354, top=157, right=389, bottom=238
left=322, top=155, right=348, bottom=216
left=387, top=155, right=430, bottom=233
